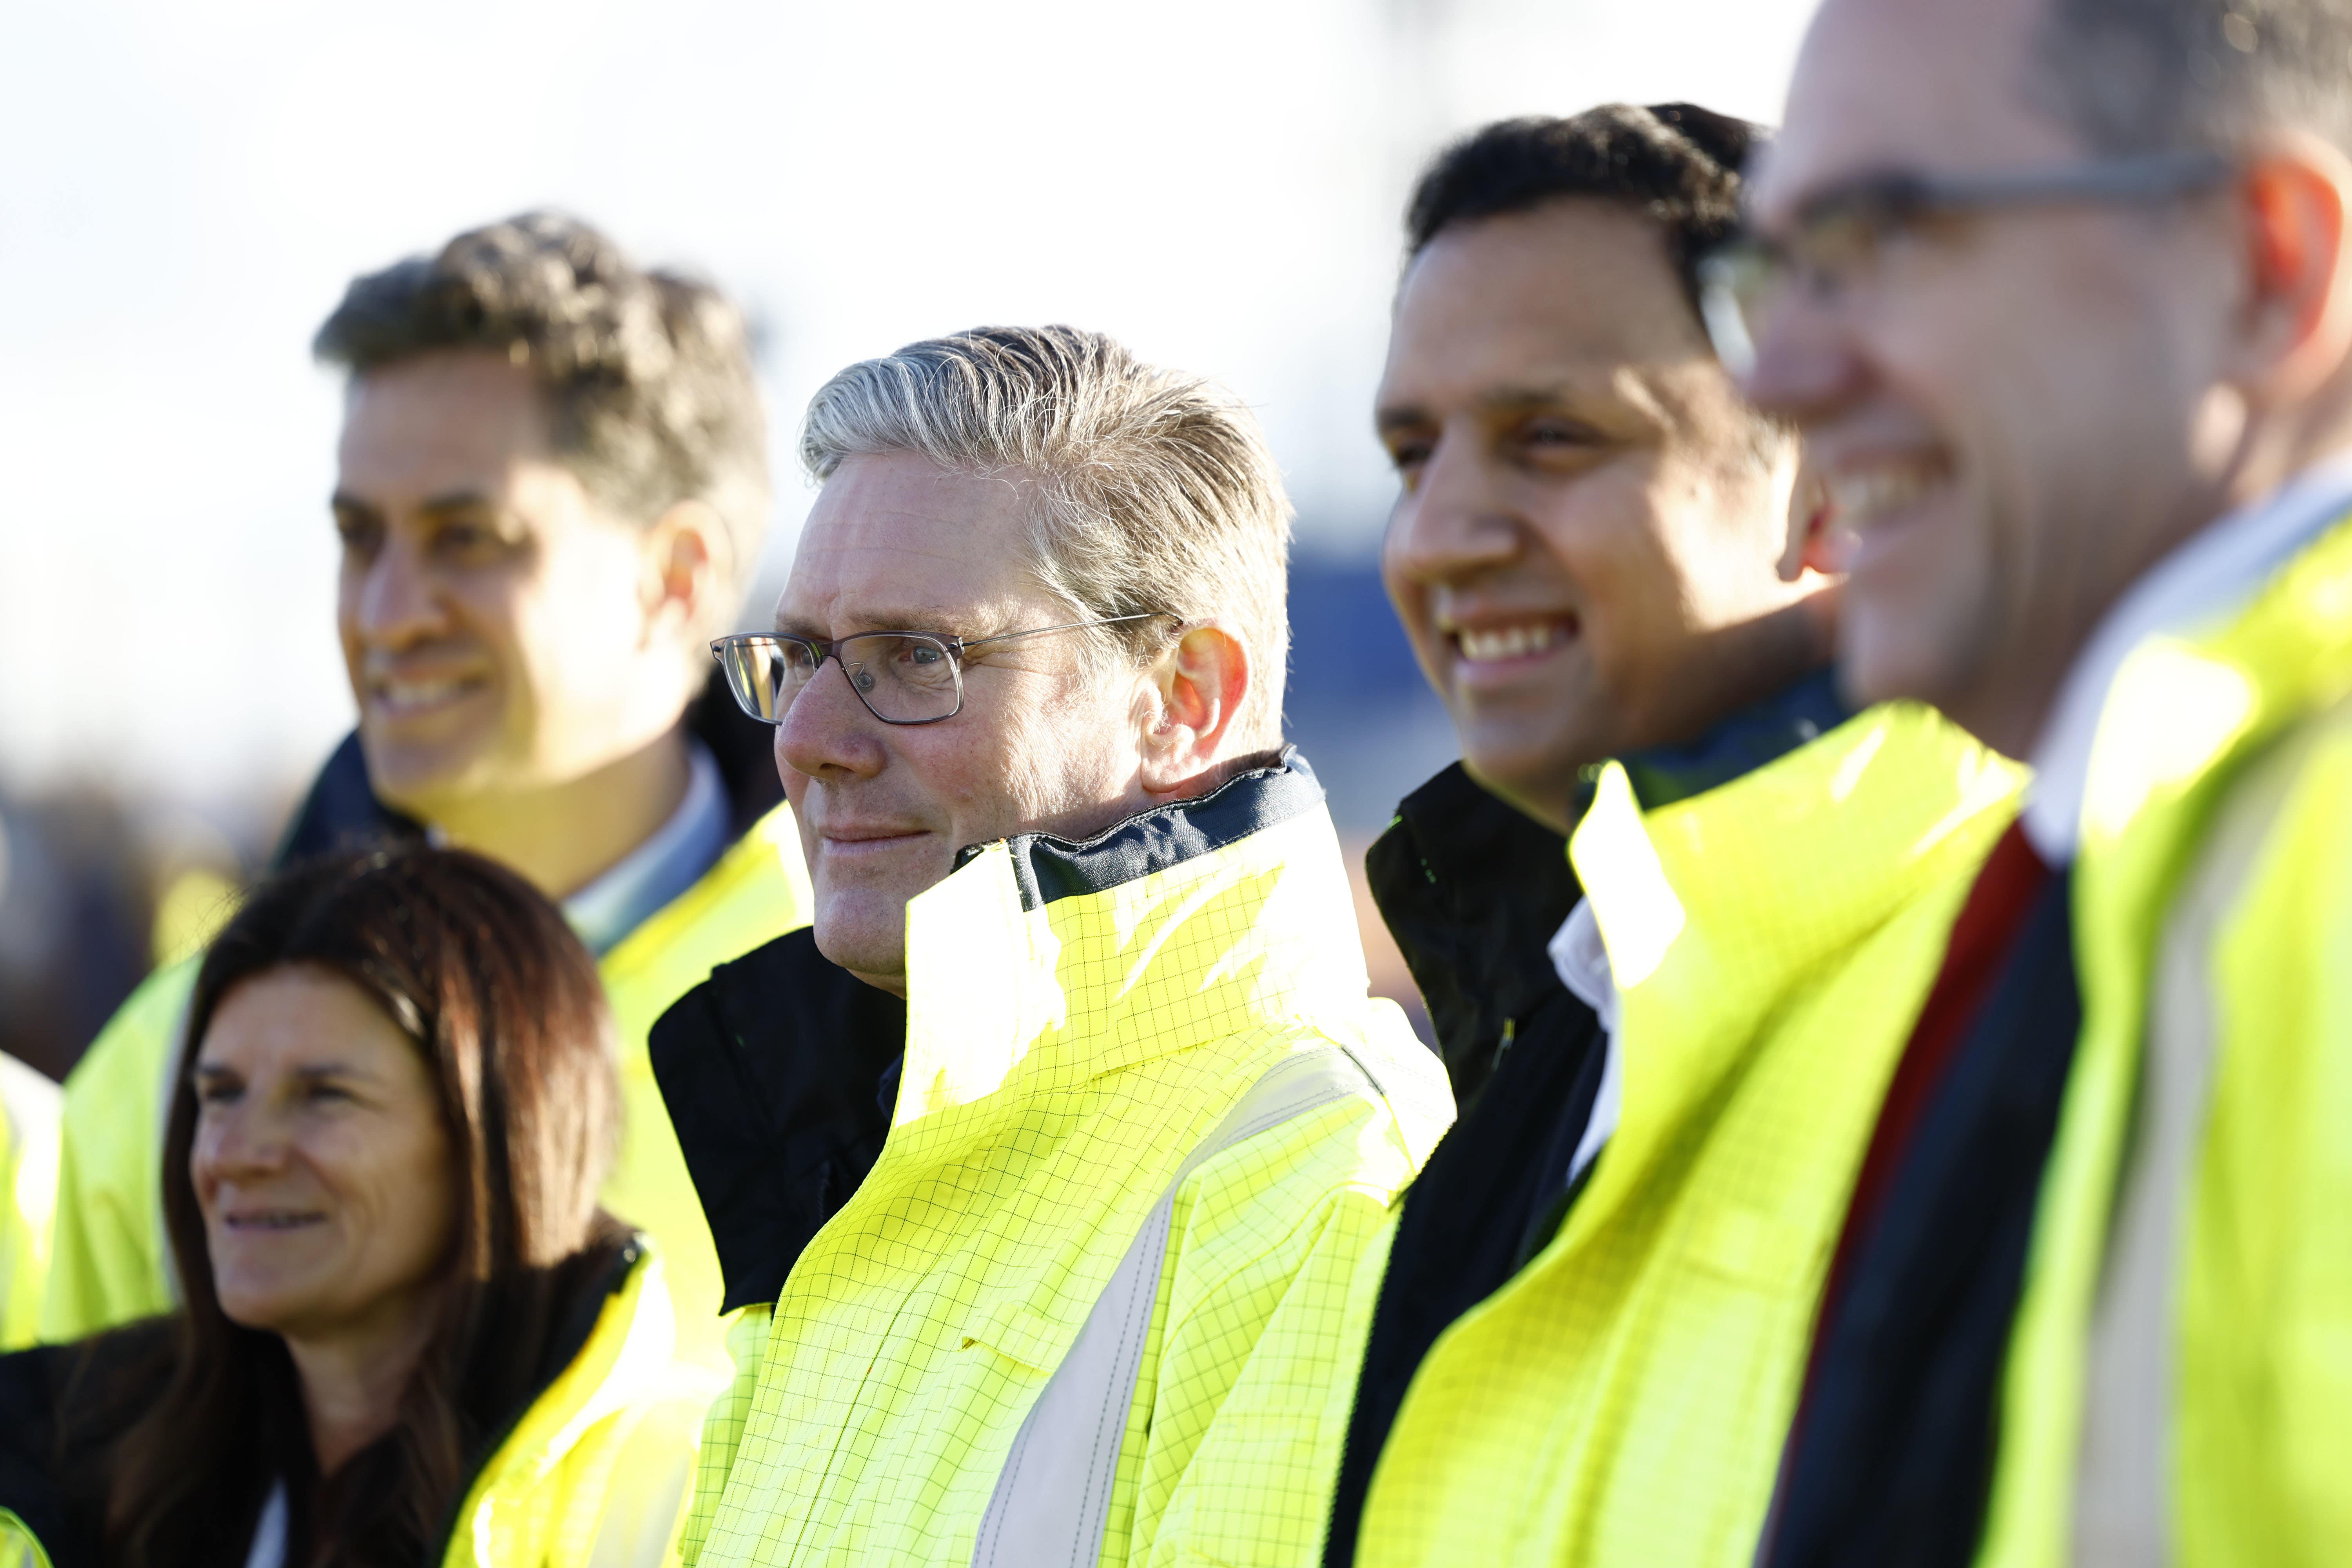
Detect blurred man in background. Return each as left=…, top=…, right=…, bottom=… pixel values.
left=1325, top=108, right=2023, bottom=1568
left=43, top=213, right=802, bottom=1376
left=1731, top=0, right=2352, bottom=1561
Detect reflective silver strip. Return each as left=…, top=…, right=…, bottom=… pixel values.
left=970, top=1046, right=1376, bottom=1568
left=2072, top=702, right=2337, bottom=1565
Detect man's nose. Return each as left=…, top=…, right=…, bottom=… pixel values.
left=775, top=655, right=889, bottom=785
left=1386, top=433, right=1520, bottom=586
left=352, top=536, right=448, bottom=649
left=1738, top=290, right=1867, bottom=429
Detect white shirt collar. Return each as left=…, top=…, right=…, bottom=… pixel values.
left=563, top=741, right=730, bottom=955
left=1548, top=898, right=1624, bottom=1191
left=2022, top=448, right=2352, bottom=864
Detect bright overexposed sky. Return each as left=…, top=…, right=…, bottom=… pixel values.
left=0, top=0, right=1818, bottom=808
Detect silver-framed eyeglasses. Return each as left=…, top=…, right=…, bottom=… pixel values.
left=711, top=613, right=1175, bottom=726
left=1695, top=150, right=2234, bottom=376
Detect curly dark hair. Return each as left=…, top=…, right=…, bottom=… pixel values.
left=315, top=211, right=770, bottom=610
left=1405, top=103, right=1764, bottom=321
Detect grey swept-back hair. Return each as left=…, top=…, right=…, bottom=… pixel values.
left=799, top=325, right=1294, bottom=744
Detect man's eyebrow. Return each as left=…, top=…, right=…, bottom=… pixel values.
left=328, top=490, right=381, bottom=522
left=772, top=606, right=966, bottom=637
left=415, top=490, right=506, bottom=517
left=1474, top=382, right=1605, bottom=412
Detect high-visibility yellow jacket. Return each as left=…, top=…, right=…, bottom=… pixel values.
left=1354, top=704, right=2023, bottom=1568
left=0, top=1055, right=60, bottom=1352
left=1977, top=514, right=2352, bottom=1567
left=679, top=755, right=1454, bottom=1568
left=0, top=1239, right=707, bottom=1568
left=38, top=804, right=809, bottom=1376
left=439, top=1240, right=712, bottom=1567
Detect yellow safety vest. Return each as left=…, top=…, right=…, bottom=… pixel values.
left=1355, top=704, right=2023, bottom=1567
left=39, top=803, right=810, bottom=1377
left=0, top=1242, right=706, bottom=1568
left=0, top=1511, right=49, bottom=1568
left=0, top=1054, right=60, bottom=1352
left=684, top=760, right=1454, bottom=1568
left=441, top=1241, right=711, bottom=1567
left=1978, top=514, right=2352, bottom=1567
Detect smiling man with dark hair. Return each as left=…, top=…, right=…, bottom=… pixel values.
left=1317, top=107, right=2025, bottom=1568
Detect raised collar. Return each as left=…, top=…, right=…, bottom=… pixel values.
left=897, top=750, right=1365, bottom=1122
left=2025, top=446, right=2352, bottom=864
left=1612, top=666, right=1853, bottom=813
left=1569, top=702, right=2023, bottom=1112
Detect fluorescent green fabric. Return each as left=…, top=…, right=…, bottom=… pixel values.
left=0, top=1509, right=54, bottom=1568
left=1355, top=704, right=2023, bottom=1568
left=684, top=802, right=1453, bottom=1568
left=0, top=1054, right=61, bottom=1351
left=40, top=803, right=811, bottom=1377
left=1979, top=514, right=2352, bottom=1568
left=442, top=1244, right=711, bottom=1568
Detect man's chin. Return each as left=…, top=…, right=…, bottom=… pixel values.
left=1836, top=600, right=1968, bottom=715
left=1457, top=740, right=1584, bottom=836
left=808, top=881, right=917, bottom=986
left=357, top=733, right=503, bottom=824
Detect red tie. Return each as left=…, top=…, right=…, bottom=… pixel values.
left=1804, top=819, right=2052, bottom=1388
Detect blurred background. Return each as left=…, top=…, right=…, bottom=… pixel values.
left=0, top=0, right=1815, bottom=1077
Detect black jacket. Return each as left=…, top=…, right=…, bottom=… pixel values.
left=648, top=929, right=905, bottom=1315
left=1323, top=764, right=1608, bottom=1568
left=1323, top=672, right=1856, bottom=1568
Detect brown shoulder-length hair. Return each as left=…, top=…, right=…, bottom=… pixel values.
left=100, top=846, right=623, bottom=1568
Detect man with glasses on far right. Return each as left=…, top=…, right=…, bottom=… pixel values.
left=1715, top=0, right=2352, bottom=1561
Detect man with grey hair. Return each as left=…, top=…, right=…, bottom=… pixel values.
left=650, top=325, right=1450, bottom=1568
left=1720, top=0, right=2352, bottom=1561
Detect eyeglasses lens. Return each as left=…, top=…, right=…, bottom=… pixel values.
left=839, top=633, right=960, bottom=722
left=720, top=638, right=813, bottom=722
left=1698, top=244, right=1772, bottom=378
left=717, top=633, right=962, bottom=724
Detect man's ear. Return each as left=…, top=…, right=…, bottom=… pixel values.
left=2232, top=131, right=2352, bottom=407
left=1137, top=624, right=1253, bottom=797
left=641, top=499, right=734, bottom=649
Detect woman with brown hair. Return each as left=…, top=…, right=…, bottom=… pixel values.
left=0, top=846, right=710, bottom=1568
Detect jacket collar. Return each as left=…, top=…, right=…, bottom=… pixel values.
left=897, top=749, right=1366, bottom=1123
left=1365, top=764, right=1579, bottom=1106
left=2025, top=450, right=2352, bottom=864
left=1363, top=669, right=1852, bottom=1107
left=1612, top=666, right=1853, bottom=813
left=1569, top=702, right=2023, bottom=1162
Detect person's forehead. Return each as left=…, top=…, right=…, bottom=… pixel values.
left=1754, top=0, right=2084, bottom=223
left=783, top=451, right=1046, bottom=633
left=200, top=967, right=406, bottom=1066
left=1380, top=200, right=1708, bottom=410
left=336, top=349, right=555, bottom=497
